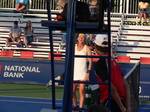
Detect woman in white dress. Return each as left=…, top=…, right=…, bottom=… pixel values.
left=73, top=33, right=93, bottom=112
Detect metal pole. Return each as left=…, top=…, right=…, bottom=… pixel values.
left=29, top=0, right=32, bottom=9
left=123, top=0, right=125, bottom=14
left=98, top=0, right=105, bottom=32
left=126, top=0, right=129, bottom=14
left=119, top=0, right=123, bottom=13
left=107, top=0, right=112, bottom=111
left=47, top=0, right=56, bottom=109
left=62, top=0, right=76, bottom=111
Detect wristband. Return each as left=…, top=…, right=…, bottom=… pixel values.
left=87, top=70, right=91, bottom=73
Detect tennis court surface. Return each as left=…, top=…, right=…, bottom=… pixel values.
left=0, top=95, right=150, bottom=112
left=0, top=83, right=63, bottom=112
left=0, top=62, right=150, bottom=112
left=0, top=83, right=79, bottom=112
left=0, top=96, right=62, bottom=112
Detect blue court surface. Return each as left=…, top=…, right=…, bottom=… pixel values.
left=0, top=96, right=62, bottom=112
left=138, top=104, right=150, bottom=112
left=0, top=96, right=150, bottom=112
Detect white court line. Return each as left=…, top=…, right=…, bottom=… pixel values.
left=140, top=81, right=150, bottom=84
left=0, top=96, right=63, bottom=105
left=124, top=61, right=140, bottom=79
left=0, top=95, right=62, bottom=101
left=0, top=99, right=52, bottom=104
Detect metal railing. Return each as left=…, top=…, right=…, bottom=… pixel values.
left=0, top=0, right=139, bottom=14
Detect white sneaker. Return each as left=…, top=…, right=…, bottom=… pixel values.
left=46, top=76, right=61, bottom=87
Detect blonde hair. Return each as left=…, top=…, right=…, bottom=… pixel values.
left=78, top=33, right=86, bottom=38
left=25, top=20, right=33, bottom=31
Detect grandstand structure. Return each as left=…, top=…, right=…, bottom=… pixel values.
left=0, top=7, right=150, bottom=63
left=0, top=0, right=140, bottom=14
left=0, top=8, right=64, bottom=59
left=113, top=12, right=150, bottom=63
left=0, top=0, right=147, bottom=63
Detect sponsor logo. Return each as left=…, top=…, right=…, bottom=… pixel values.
left=2, top=65, right=41, bottom=78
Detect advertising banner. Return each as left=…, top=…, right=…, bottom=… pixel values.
left=139, top=64, right=150, bottom=100
left=0, top=59, right=64, bottom=85
left=0, top=58, right=150, bottom=100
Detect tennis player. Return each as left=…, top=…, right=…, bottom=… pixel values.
left=73, top=33, right=92, bottom=112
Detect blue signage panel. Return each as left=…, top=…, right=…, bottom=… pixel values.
left=139, top=83, right=150, bottom=100
left=139, top=64, right=150, bottom=100
left=0, top=58, right=150, bottom=100
left=0, top=59, right=65, bottom=85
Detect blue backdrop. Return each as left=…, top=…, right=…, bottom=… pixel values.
left=0, top=58, right=150, bottom=100
left=0, top=58, right=65, bottom=85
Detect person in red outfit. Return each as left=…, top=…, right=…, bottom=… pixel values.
left=94, top=34, right=131, bottom=112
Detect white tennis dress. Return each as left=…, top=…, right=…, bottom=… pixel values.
left=73, top=44, right=87, bottom=80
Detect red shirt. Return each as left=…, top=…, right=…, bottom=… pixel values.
left=94, top=57, right=125, bottom=103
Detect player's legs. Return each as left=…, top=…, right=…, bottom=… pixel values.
left=56, top=0, right=68, bottom=9
left=143, top=13, right=148, bottom=22
left=16, top=4, right=27, bottom=11
left=6, top=38, right=12, bottom=47
left=72, top=83, right=78, bottom=107
left=139, top=13, right=143, bottom=22
left=15, top=0, right=28, bottom=11
left=16, top=2, right=21, bottom=11
left=24, top=37, right=28, bottom=48
left=16, top=38, right=21, bottom=44
left=79, top=82, right=86, bottom=108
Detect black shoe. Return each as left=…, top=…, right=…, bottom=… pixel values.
left=143, top=21, right=148, bottom=25
left=137, top=21, right=141, bottom=25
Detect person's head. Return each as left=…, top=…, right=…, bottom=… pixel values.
left=94, top=34, right=108, bottom=56
left=77, top=33, right=86, bottom=44
left=89, top=34, right=95, bottom=40
left=26, top=20, right=32, bottom=27
left=84, top=104, right=110, bottom=112
left=14, top=21, right=18, bottom=28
